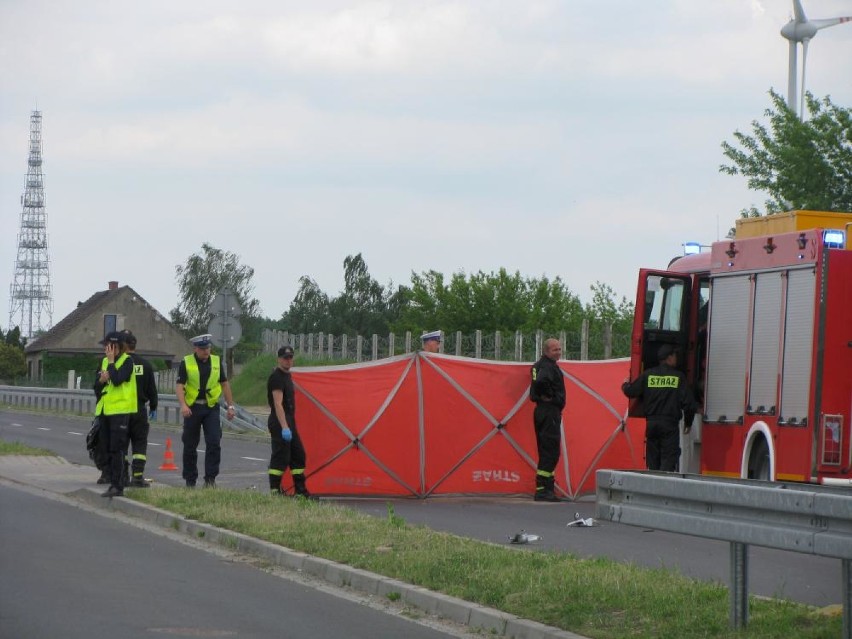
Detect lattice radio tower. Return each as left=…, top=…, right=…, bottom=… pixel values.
left=9, top=110, right=53, bottom=339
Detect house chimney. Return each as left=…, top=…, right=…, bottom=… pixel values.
left=108, top=281, right=118, bottom=290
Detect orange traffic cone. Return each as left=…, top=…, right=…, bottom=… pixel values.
left=159, top=437, right=179, bottom=471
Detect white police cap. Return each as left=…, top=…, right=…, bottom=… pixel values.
left=190, top=333, right=214, bottom=347
left=420, top=330, right=442, bottom=342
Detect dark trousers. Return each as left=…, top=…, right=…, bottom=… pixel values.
left=94, top=416, right=109, bottom=472
left=267, top=418, right=306, bottom=492
left=533, top=403, right=562, bottom=474
left=645, top=418, right=681, bottom=471
left=125, top=410, right=150, bottom=479
left=104, top=414, right=130, bottom=489
left=182, top=404, right=222, bottom=483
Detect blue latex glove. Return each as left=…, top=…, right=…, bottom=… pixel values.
left=149, top=409, right=157, bottom=421
left=281, top=428, right=293, bottom=443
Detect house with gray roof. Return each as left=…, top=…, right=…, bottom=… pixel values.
left=24, top=281, right=192, bottom=381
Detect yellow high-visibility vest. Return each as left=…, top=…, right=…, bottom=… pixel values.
left=183, top=354, right=222, bottom=407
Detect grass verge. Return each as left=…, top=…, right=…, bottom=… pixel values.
left=0, top=440, right=55, bottom=455
left=126, top=487, right=841, bottom=639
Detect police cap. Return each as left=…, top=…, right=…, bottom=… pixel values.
left=190, top=334, right=213, bottom=348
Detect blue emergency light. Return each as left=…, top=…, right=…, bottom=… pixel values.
left=823, top=229, right=846, bottom=249
left=683, top=242, right=701, bottom=255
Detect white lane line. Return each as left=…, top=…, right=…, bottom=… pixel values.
left=37, top=427, right=50, bottom=431
left=10, top=423, right=23, bottom=427
left=242, top=456, right=265, bottom=462
left=148, top=442, right=163, bottom=447
left=69, top=432, right=84, bottom=436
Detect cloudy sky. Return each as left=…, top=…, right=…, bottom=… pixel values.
left=1, top=1, right=850, bottom=333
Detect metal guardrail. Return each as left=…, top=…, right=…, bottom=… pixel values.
left=596, top=470, right=852, bottom=637
left=0, top=385, right=266, bottom=434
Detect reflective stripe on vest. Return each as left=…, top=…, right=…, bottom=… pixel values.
left=102, top=353, right=138, bottom=415
left=183, top=354, right=222, bottom=407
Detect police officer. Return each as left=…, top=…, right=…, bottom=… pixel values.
left=529, top=337, right=565, bottom=502
left=176, top=334, right=236, bottom=488
left=621, top=344, right=696, bottom=472
left=121, top=330, right=158, bottom=488
left=420, top=330, right=442, bottom=354
left=266, top=345, right=315, bottom=499
left=94, top=331, right=136, bottom=497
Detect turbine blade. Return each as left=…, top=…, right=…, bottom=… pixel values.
left=810, top=17, right=852, bottom=30
left=792, top=0, right=807, bottom=23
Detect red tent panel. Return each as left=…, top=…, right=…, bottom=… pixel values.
left=289, top=354, right=641, bottom=499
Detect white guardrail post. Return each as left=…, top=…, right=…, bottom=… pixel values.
left=596, top=469, right=852, bottom=636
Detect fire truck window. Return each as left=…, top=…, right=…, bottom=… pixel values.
left=644, top=275, right=685, bottom=331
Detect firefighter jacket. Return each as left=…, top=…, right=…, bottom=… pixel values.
left=182, top=354, right=223, bottom=407
left=622, top=362, right=696, bottom=425
left=127, top=352, right=159, bottom=413
left=529, top=355, right=566, bottom=410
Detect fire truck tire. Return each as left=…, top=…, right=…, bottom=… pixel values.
left=748, top=438, right=771, bottom=481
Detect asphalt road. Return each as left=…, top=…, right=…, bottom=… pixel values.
left=0, top=481, right=475, bottom=639
left=0, top=408, right=842, bottom=608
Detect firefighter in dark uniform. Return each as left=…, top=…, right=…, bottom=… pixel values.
left=121, top=330, right=158, bottom=488
left=621, top=344, right=697, bottom=472
left=176, top=334, right=236, bottom=488
left=94, top=331, right=136, bottom=497
left=529, top=337, right=566, bottom=502
left=266, top=345, right=315, bottom=499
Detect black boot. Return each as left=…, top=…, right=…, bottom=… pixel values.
left=534, top=475, right=560, bottom=502
left=101, top=485, right=124, bottom=498
left=96, top=469, right=110, bottom=485
left=293, top=475, right=318, bottom=501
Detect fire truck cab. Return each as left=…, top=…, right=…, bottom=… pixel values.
left=628, top=211, right=852, bottom=485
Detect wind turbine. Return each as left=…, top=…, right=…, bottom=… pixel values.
left=780, top=0, right=851, bottom=117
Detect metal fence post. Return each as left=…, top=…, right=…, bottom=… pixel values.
left=389, top=333, right=395, bottom=357
left=455, top=331, right=462, bottom=356
left=515, top=331, right=522, bottom=361
left=495, top=331, right=501, bottom=360
left=581, top=319, right=589, bottom=360
left=356, top=335, right=363, bottom=362
left=730, top=542, right=749, bottom=629
left=604, top=322, right=612, bottom=359
left=405, top=331, right=411, bottom=354
left=371, top=334, right=378, bottom=360
left=342, top=334, right=348, bottom=360
left=328, top=333, right=334, bottom=359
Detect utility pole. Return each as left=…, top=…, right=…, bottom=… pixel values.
left=9, top=110, right=53, bottom=339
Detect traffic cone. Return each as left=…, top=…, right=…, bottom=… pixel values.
left=159, top=437, right=179, bottom=471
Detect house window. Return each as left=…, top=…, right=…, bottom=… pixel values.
left=104, top=314, right=117, bottom=338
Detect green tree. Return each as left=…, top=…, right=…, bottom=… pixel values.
left=585, top=282, right=634, bottom=358
left=0, top=343, right=26, bottom=381
left=331, top=254, right=393, bottom=335
left=284, top=276, right=330, bottom=334
left=394, top=268, right=584, bottom=335
left=2, top=326, right=26, bottom=349
left=170, top=243, right=262, bottom=336
left=720, top=89, right=852, bottom=216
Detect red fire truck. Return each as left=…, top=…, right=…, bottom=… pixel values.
left=627, top=211, right=852, bottom=485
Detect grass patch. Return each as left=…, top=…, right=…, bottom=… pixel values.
left=0, top=440, right=55, bottom=456
left=129, top=487, right=841, bottom=639
left=230, top=354, right=358, bottom=406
